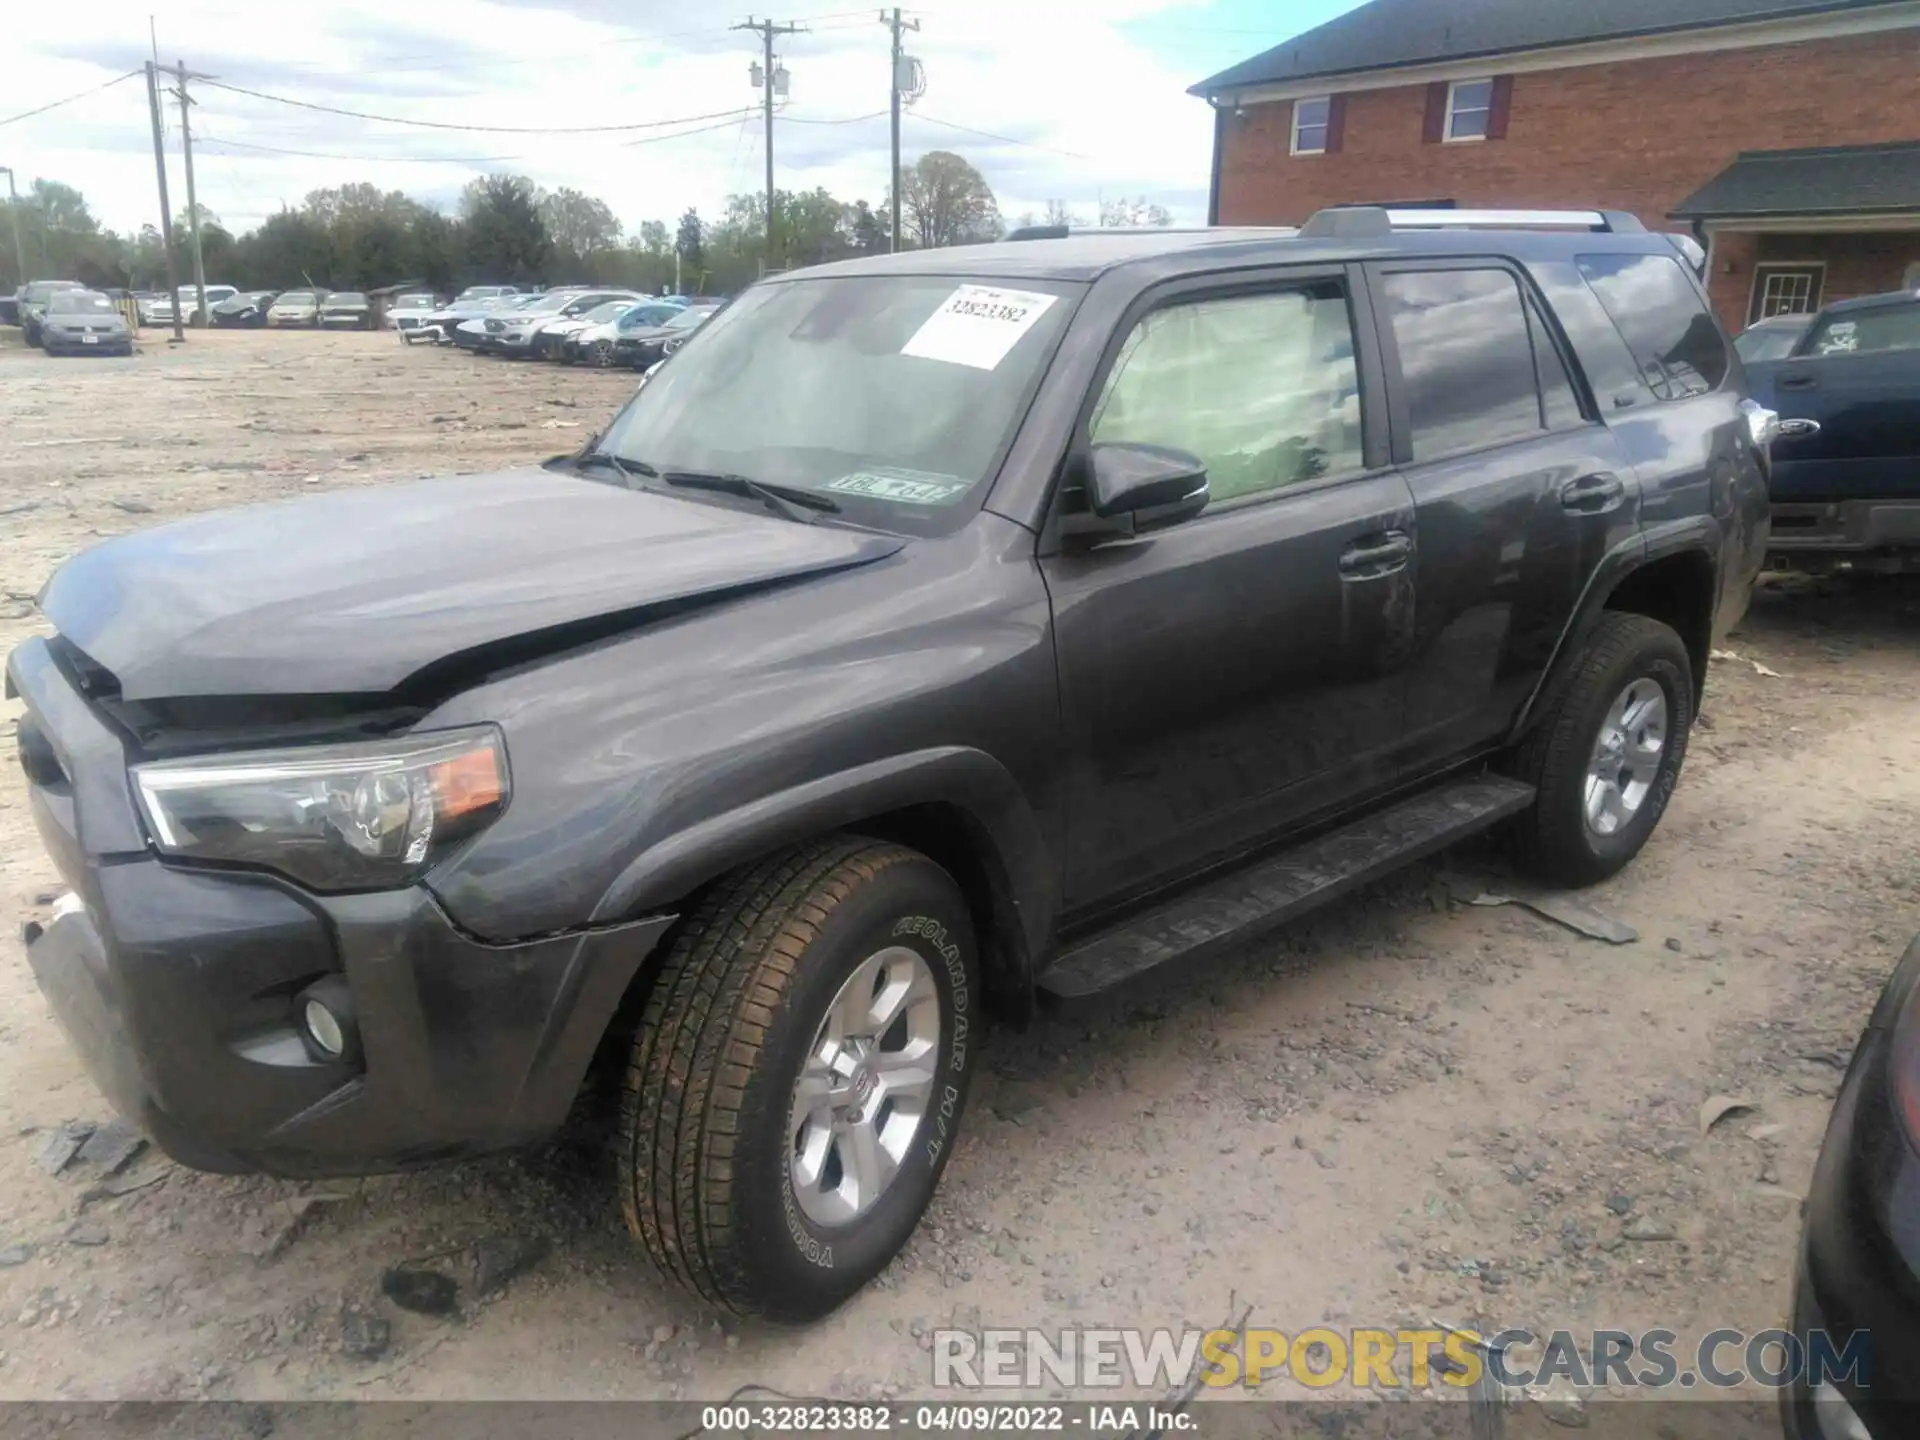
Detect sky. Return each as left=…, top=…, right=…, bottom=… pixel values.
left=0, top=0, right=1363, bottom=241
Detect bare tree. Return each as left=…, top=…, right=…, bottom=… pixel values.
left=896, top=151, right=1002, bottom=248
left=1098, top=196, right=1174, bottom=227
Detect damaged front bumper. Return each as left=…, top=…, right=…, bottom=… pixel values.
left=10, top=636, right=673, bottom=1177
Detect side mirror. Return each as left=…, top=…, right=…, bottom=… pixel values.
left=1074, top=443, right=1209, bottom=538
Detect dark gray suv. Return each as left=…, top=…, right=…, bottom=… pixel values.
left=11, top=208, right=1771, bottom=1321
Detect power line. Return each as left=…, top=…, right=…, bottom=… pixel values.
left=0, top=69, right=141, bottom=128
left=195, top=78, right=761, bottom=135
left=196, top=113, right=758, bottom=166
left=196, top=134, right=529, bottom=165
left=909, top=111, right=1085, bottom=157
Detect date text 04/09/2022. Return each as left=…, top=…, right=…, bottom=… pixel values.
left=695, top=1403, right=1198, bottom=1433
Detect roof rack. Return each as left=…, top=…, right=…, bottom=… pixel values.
left=1298, top=207, right=1646, bottom=238
left=1004, top=224, right=1296, bottom=242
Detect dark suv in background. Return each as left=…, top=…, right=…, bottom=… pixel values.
left=1745, top=288, right=1920, bottom=572
left=13, top=208, right=1769, bottom=1323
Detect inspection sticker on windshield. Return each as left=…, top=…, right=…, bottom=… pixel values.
left=825, top=468, right=972, bottom=505
left=901, top=285, right=1058, bottom=370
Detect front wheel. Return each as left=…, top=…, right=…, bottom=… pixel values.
left=615, top=837, right=979, bottom=1322
left=589, top=339, right=614, bottom=367
left=1504, top=612, right=1694, bottom=887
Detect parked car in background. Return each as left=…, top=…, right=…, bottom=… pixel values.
left=317, top=292, right=372, bottom=329
left=146, top=284, right=239, bottom=327
left=1784, top=932, right=1920, bottom=1440
left=449, top=294, right=544, bottom=351
left=267, top=291, right=325, bottom=327
left=479, top=289, right=638, bottom=357
left=431, top=294, right=526, bottom=348
left=18, top=280, right=85, bottom=345
left=612, top=300, right=721, bottom=370
left=1734, top=311, right=1812, bottom=364
left=385, top=292, right=440, bottom=339
left=210, top=291, right=279, bottom=328
left=452, top=284, right=520, bottom=303
left=528, top=298, right=642, bottom=360
left=36, top=289, right=133, bottom=356
left=1746, top=289, right=1920, bottom=572
left=561, top=300, right=685, bottom=366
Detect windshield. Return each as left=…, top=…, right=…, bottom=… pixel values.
left=1734, top=319, right=1808, bottom=363
left=598, top=274, right=1080, bottom=534
left=49, top=291, right=114, bottom=314
left=327, top=293, right=367, bottom=304
left=397, top=293, right=434, bottom=306
left=1807, top=304, right=1920, bottom=358
left=574, top=301, right=630, bottom=323
left=667, top=306, right=718, bottom=330
left=277, top=292, right=314, bottom=304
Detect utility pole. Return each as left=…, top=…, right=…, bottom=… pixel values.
left=173, top=61, right=208, bottom=325
left=143, top=62, right=185, bottom=343
left=880, top=8, right=920, bottom=253
left=733, top=17, right=801, bottom=272
left=0, top=168, right=26, bottom=294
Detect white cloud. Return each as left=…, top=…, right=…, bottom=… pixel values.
left=2, top=0, right=1224, bottom=240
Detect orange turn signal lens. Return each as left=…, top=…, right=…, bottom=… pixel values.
left=428, top=744, right=507, bottom=824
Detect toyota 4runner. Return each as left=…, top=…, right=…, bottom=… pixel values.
left=11, top=208, right=1771, bottom=1322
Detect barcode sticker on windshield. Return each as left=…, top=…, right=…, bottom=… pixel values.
left=901, top=285, right=1059, bottom=370
left=825, top=468, right=972, bottom=505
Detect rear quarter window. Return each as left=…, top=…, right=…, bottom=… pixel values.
left=1575, top=252, right=1728, bottom=401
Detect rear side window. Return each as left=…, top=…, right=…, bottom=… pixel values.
left=1090, top=280, right=1364, bottom=502
left=1806, top=304, right=1920, bottom=357
left=1575, top=252, right=1728, bottom=401
left=1380, top=268, right=1544, bottom=460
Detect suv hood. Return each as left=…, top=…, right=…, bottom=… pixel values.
left=39, top=468, right=906, bottom=701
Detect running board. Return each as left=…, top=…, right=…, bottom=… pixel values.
left=1037, top=775, right=1536, bottom=1002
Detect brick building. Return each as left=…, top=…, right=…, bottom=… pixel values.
left=1191, top=0, right=1920, bottom=329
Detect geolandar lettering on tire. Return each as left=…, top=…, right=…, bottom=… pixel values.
left=892, top=914, right=970, bottom=1163
left=780, top=1172, right=835, bottom=1268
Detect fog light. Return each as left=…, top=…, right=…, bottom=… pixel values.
left=298, top=977, right=358, bottom=1064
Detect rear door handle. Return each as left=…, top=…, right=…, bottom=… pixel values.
left=1338, top=530, right=1413, bottom=579
left=1559, top=471, right=1626, bottom=515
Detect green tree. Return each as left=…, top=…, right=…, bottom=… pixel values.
left=540, top=187, right=621, bottom=267
left=461, top=174, right=550, bottom=284
left=675, top=207, right=704, bottom=276
left=848, top=200, right=887, bottom=253
left=895, top=151, right=1001, bottom=248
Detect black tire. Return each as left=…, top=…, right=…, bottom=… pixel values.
left=616, top=836, right=979, bottom=1322
left=1505, top=612, right=1693, bottom=887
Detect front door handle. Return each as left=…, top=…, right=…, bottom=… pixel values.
left=1559, top=471, right=1626, bottom=515
left=1338, top=530, right=1413, bottom=579
left=1774, top=417, right=1822, bottom=439
left=1779, top=374, right=1819, bottom=391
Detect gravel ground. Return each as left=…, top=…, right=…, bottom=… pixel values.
left=2, top=326, right=1917, bottom=1430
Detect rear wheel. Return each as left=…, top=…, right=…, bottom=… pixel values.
left=1505, top=612, right=1693, bottom=887
left=614, top=837, right=978, bottom=1321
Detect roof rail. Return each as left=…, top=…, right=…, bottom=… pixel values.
left=1003, top=224, right=1297, bottom=242
left=1298, top=206, right=1646, bottom=238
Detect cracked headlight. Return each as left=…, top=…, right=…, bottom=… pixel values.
left=132, top=726, right=509, bottom=891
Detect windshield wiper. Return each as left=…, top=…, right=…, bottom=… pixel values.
left=571, top=448, right=648, bottom=487
left=657, top=469, right=841, bottom=524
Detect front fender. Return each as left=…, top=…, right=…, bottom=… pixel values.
left=588, top=746, right=1053, bottom=961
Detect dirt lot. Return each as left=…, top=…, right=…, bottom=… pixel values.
left=2, top=327, right=1918, bottom=1424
